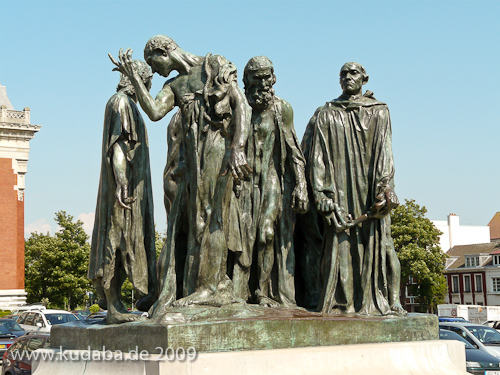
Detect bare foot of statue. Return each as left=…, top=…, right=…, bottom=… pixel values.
left=106, top=307, right=144, bottom=324
left=257, top=295, right=280, bottom=308
left=173, top=286, right=243, bottom=308
left=390, top=303, right=407, bottom=316
left=173, top=289, right=222, bottom=308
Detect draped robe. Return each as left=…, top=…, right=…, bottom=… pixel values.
left=89, top=92, right=156, bottom=297
left=310, top=94, right=400, bottom=315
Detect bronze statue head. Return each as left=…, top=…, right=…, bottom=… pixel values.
left=339, top=62, right=369, bottom=96
left=243, top=56, right=276, bottom=109
left=143, top=35, right=180, bottom=77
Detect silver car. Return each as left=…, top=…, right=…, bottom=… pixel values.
left=440, top=322, right=500, bottom=359
left=17, top=309, right=78, bottom=333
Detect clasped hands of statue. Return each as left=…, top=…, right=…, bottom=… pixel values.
left=316, top=188, right=399, bottom=233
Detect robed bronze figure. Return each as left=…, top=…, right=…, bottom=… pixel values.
left=110, top=36, right=252, bottom=315
left=306, top=62, right=405, bottom=316
left=89, top=60, right=157, bottom=324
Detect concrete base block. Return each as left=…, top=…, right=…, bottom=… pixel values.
left=33, top=340, right=469, bottom=375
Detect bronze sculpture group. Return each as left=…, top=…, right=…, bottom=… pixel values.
left=90, top=35, right=405, bottom=324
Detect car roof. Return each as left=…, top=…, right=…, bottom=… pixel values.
left=21, top=309, right=74, bottom=314
left=439, top=322, right=492, bottom=328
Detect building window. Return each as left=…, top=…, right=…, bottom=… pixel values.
left=464, top=275, right=471, bottom=293
left=494, top=255, right=500, bottom=265
left=493, top=278, right=500, bottom=292
left=452, top=276, right=459, bottom=293
left=466, top=256, right=480, bottom=267
left=475, top=274, right=483, bottom=292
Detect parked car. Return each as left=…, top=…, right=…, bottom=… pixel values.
left=17, top=309, right=78, bottom=333
left=71, top=310, right=90, bottom=319
left=0, top=317, right=19, bottom=323
left=0, top=326, right=16, bottom=362
left=483, top=321, right=500, bottom=330
left=86, top=311, right=106, bottom=320
left=1, top=332, right=50, bottom=375
left=0, top=320, right=24, bottom=337
left=439, top=329, right=500, bottom=374
left=439, top=316, right=470, bottom=323
left=10, top=303, right=46, bottom=316
left=439, top=322, right=500, bottom=358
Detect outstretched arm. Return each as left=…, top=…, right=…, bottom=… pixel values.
left=109, top=49, right=175, bottom=121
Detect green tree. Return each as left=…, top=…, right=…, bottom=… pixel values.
left=391, top=199, right=448, bottom=313
left=25, top=211, right=92, bottom=310
left=155, top=229, right=166, bottom=259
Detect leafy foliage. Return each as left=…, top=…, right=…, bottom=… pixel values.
left=391, top=199, right=448, bottom=312
left=25, top=211, right=92, bottom=310
left=155, top=229, right=166, bottom=259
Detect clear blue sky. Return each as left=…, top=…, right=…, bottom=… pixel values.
left=1, top=0, right=499, bottom=236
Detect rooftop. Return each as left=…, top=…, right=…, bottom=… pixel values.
left=445, top=242, right=500, bottom=270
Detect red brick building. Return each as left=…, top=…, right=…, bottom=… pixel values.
left=0, top=83, right=40, bottom=310
left=489, top=212, right=500, bottom=242
left=444, top=242, right=500, bottom=306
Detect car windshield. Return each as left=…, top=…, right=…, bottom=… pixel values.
left=468, top=326, right=500, bottom=344
left=0, top=326, right=12, bottom=335
left=439, top=330, right=475, bottom=349
left=45, top=313, right=78, bottom=325
left=0, top=320, right=23, bottom=331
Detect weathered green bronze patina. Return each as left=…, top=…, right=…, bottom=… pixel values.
left=110, top=36, right=252, bottom=316
left=88, top=60, right=157, bottom=324
left=231, top=56, right=308, bottom=308
left=302, top=62, right=404, bottom=316
left=96, top=34, right=408, bottom=333
left=52, top=311, right=436, bottom=353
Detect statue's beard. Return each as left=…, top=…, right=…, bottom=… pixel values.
left=246, top=85, right=275, bottom=109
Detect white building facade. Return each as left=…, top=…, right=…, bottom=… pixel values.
left=432, top=214, right=491, bottom=252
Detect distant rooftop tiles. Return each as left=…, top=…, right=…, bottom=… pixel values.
left=445, top=242, right=500, bottom=270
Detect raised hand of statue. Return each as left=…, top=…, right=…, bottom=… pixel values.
left=291, top=181, right=309, bottom=214
left=225, top=146, right=252, bottom=181
left=115, top=182, right=136, bottom=211
left=108, top=48, right=138, bottom=81
left=370, top=189, right=399, bottom=219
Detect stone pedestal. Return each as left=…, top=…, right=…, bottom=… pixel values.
left=51, top=308, right=438, bottom=353
left=33, top=340, right=469, bottom=375
left=38, top=310, right=466, bottom=374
